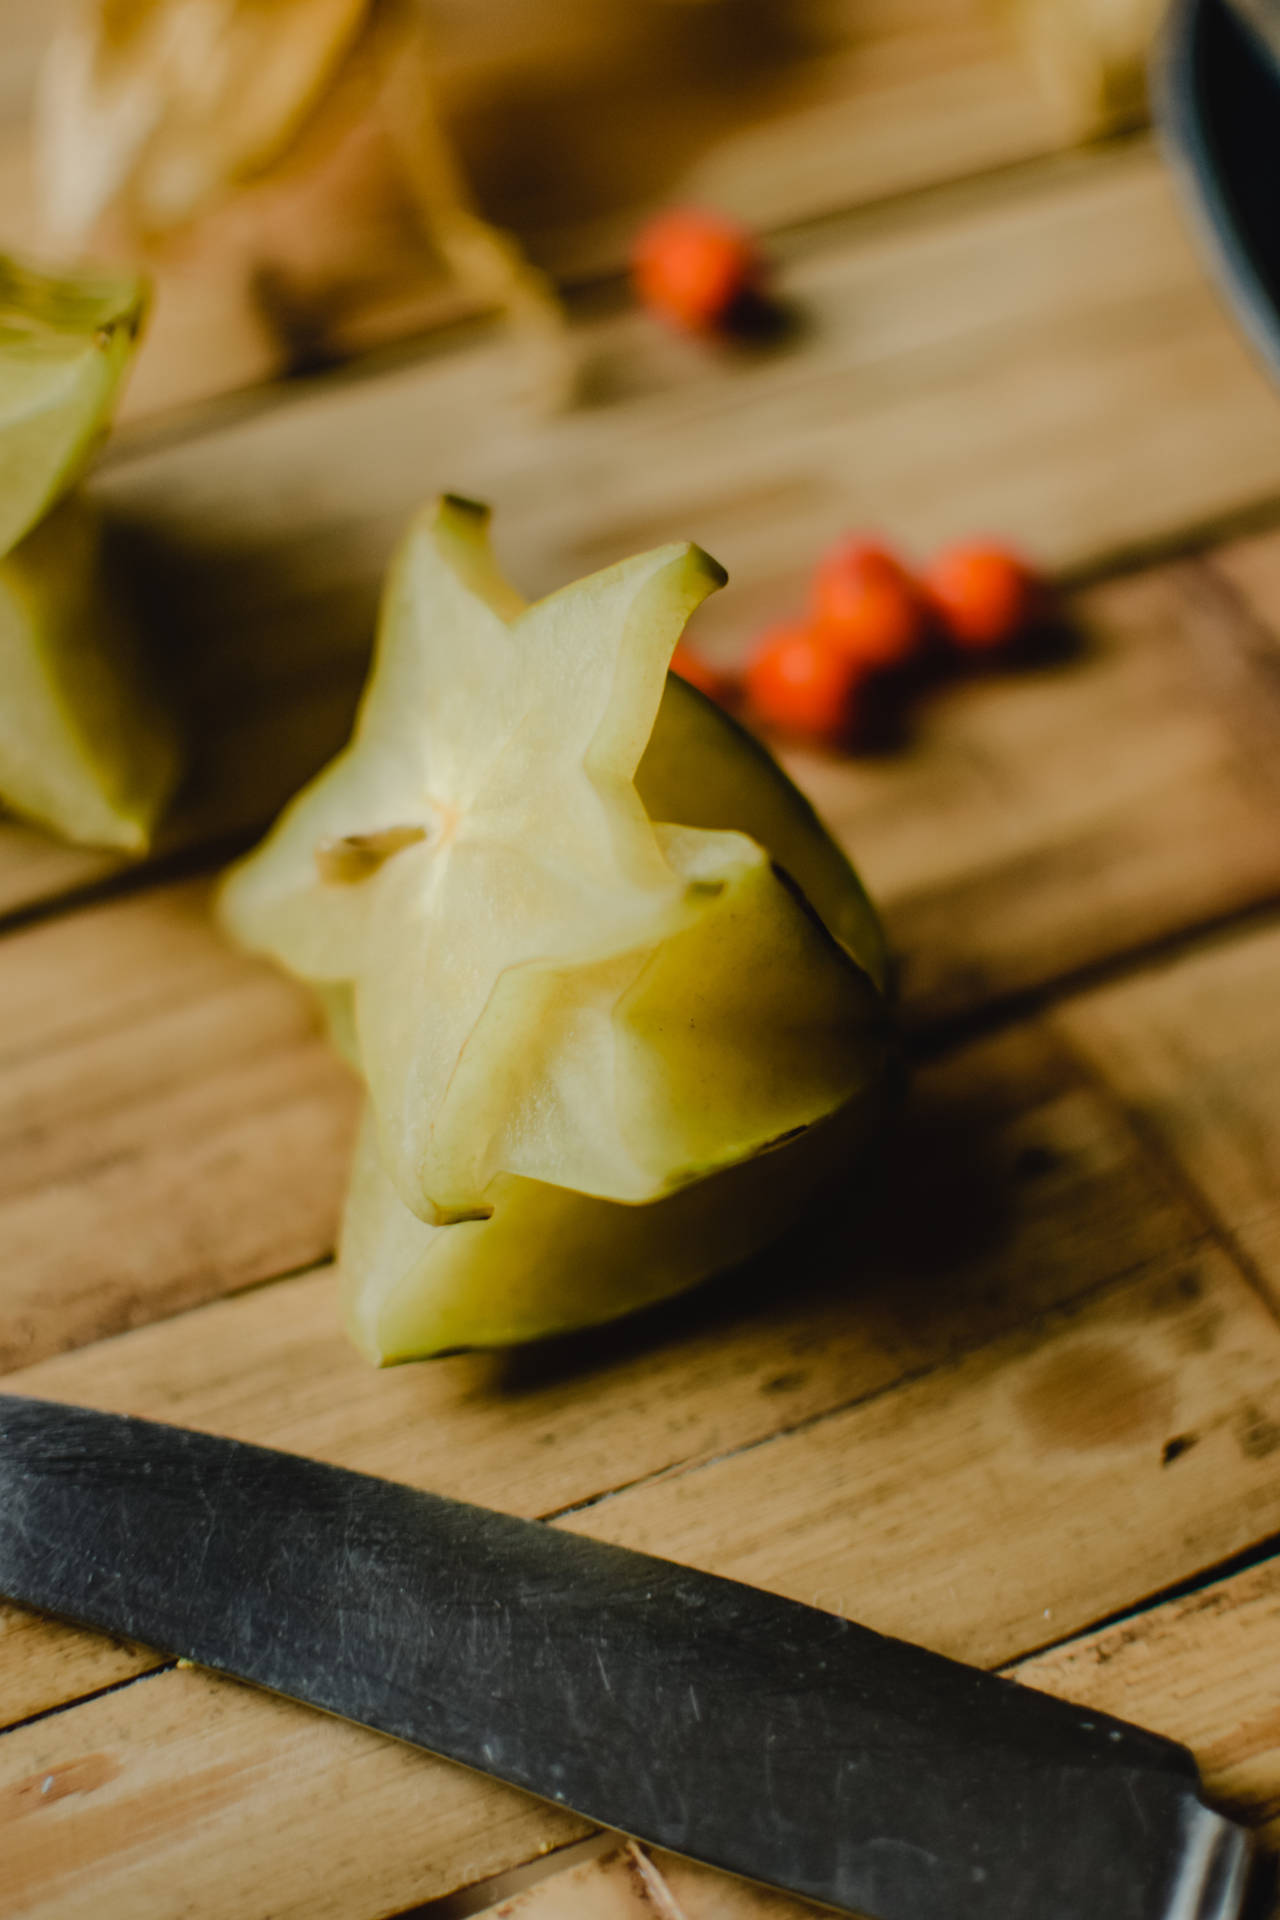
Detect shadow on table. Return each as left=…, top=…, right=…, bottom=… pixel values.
left=487, top=1057, right=1030, bottom=1398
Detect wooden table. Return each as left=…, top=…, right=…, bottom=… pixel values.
left=6, top=6, right=1280, bottom=1917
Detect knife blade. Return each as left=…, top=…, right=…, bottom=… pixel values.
left=0, top=1393, right=1255, bottom=1920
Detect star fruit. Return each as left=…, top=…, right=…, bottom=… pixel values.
left=0, top=255, right=179, bottom=852
left=222, top=496, right=891, bottom=1357
left=0, top=254, right=144, bottom=556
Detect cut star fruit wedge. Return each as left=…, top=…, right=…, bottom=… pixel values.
left=0, top=494, right=179, bottom=853
left=339, top=1085, right=883, bottom=1363
left=0, top=254, right=177, bottom=853
left=0, top=254, right=146, bottom=560
left=221, top=496, right=890, bottom=1353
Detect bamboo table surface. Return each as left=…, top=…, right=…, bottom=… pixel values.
left=7, top=6, right=1280, bottom=1918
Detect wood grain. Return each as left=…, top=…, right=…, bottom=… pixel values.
left=1055, top=914, right=1280, bottom=1308
left=2, top=1248, right=1277, bottom=1917
left=472, top=1842, right=826, bottom=1920
left=0, top=879, right=359, bottom=1372
left=0, top=831, right=116, bottom=928
left=561, top=1250, right=1280, bottom=1670
left=0, top=1, right=1053, bottom=418
left=0, top=1608, right=152, bottom=1736
left=1020, top=1558, right=1280, bottom=1838
left=0, top=1664, right=590, bottom=1920
left=87, top=144, right=1280, bottom=599
left=0, top=1010, right=1197, bottom=1722
left=788, top=562, right=1280, bottom=1023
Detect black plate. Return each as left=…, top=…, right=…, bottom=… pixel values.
left=1158, top=0, right=1280, bottom=380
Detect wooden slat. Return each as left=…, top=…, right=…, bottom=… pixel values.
left=0, top=1610, right=149, bottom=1735
left=0, top=832, right=116, bottom=925
left=558, top=1251, right=1280, bottom=1671
left=0, top=2, right=1054, bottom=418
left=471, top=1846, right=674, bottom=1920
left=473, top=1842, right=825, bottom=1920
left=1019, top=1561, right=1280, bottom=1846
left=0, top=879, right=359, bottom=1372
left=788, top=562, right=1280, bottom=1023
left=0, top=1009, right=1197, bottom=1720
left=2, top=1248, right=1278, bottom=1917
left=0, top=1665, right=590, bottom=1920
left=1212, top=524, right=1280, bottom=631
left=1055, top=914, right=1280, bottom=1307
left=89, top=144, right=1280, bottom=595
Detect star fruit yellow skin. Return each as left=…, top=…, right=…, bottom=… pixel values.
left=0, top=494, right=178, bottom=854
left=0, top=255, right=145, bottom=559
left=221, top=496, right=891, bottom=1356
left=324, top=661, right=891, bottom=1362
left=0, top=255, right=178, bottom=853
left=339, top=1085, right=883, bottom=1363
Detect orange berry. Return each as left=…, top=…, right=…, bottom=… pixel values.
left=632, top=207, right=761, bottom=333
left=670, top=643, right=734, bottom=705
left=743, top=622, right=862, bottom=743
left=923, top=542, right=1044, bottom=652
left=811, top=538, right=927, bottom=669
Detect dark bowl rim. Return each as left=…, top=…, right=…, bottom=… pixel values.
left=1155, top=0, right=1280, bottom=385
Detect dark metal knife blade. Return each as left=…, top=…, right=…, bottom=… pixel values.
left=0, top=1393, right=1254, bottom=1920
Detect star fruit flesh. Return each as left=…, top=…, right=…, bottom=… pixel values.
left=0, top=255, right=178, bottom=852
left=221, top=496, right=890, bottom=1356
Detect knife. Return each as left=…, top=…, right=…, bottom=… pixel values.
left=0, top=1393, right=1256, bottom=1920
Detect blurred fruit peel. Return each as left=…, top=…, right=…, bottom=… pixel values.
left=37, top=0, right=573, bottom=406
left=0, top=253, right=180, bottom=853
left=221, top=495, right=892, bottom=1358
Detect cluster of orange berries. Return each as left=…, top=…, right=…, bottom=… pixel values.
left=629, top=208, right=1052, bottom=747
left=672, top=537, right=1051, bottom=747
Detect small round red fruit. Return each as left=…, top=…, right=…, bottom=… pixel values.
left=743, top=622, right=862, bottom=743
left=923, top=542, right=1045, bottom=652
left=670, top=643, right=735, bottom=705
left=811, top=538, right=927, bottom=669
left=631, top=207, right=761, bottom=333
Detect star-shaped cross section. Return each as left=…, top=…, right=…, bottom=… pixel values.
left=222, top=496, right=882, bottom=1225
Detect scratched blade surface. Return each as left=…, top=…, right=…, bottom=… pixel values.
left=0, top=1395, right=1253, bottom=1920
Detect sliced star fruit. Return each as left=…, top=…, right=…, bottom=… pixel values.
left=339, top=1083, right=885, bottom=1364
left=0, top=253, right=147, bottom=560
left=223, top=493, right=888, bottom=1239
left=332, top=657, right=893, bottom=1360
left=0, top=495, right=179, bottom=853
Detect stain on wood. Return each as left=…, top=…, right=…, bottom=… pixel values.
left=1014, top=1338, right=1177, bottom=1453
